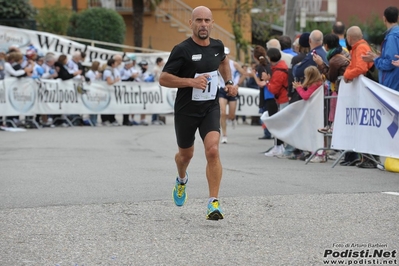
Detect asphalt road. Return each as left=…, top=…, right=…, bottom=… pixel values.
left=1, top=114, right=398, bottom=266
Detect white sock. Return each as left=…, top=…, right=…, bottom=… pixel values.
left=208, top=197, right=218, bottom=204
left=177, top=175, right=187, bottom=184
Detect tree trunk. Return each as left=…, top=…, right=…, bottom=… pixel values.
left=132, top=0, right=144, bottom=51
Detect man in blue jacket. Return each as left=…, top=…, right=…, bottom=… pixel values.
left=362, top=6, right=399, bottom=92
left=293, top=30, right=328, bottom=83
left=292, top=30, right=328, bottom=101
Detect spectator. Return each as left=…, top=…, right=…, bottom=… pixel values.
left=113, top=54, right=123, bottom=71
left=67, top=51, right=82, bottom=80
left=32, top=54, right=44, bottom=79
left=40, top=53, right=58, bottom=127
left=85, top=61, right=101, bottom=81
left=263, top=47, right=289, bottom=157
left=54, top=54, right=80, bottom=127
left=152, top=57, right=164, bottom=82
left=293, top=66, right=323, bottom=100
left=218, top=47, right=246, bottom=144
left=293, top=30, right=328, bottom=87
left=237, top=63, right=249, bottom=87
left=55, top=54, right=80, bottom=80
left=286, top=30, right=327, bottom=160
left=79, top=52, right=90, bottom=82
left=120, top=59, right=139, bottom=82
left=101, top=58, right=120, bottom=126
left=343, top=26, right=373, bottom=83
left=362, top=6, right=399, bottom=92
left=246, top=61, right=260, bottom=90
left=137, top=60, right=154, bottom=82
left=120, top=58, right=140, bottom=126
left=151, top=57, right=165, bottom=124
left=266, top=39, right=293, bottom=69
left=4, top=52, right=33, bottom=127
left=252, top=45, right=272, bottom=140
left=279, top=33, right=311, bottom=159
left=292, top=35, right=301, bottom=54
left=288, top=33, right=310, bottom=102
left=42, top=53, right=58, bottom=80
left=279, top=35, right=298, bottom=57
left=85, top=61, right=102, bottom=126
left=292, top=66, right=325, bottom=163
left=313, top=33, right=350, bottom=133
left=130, top=60, right=152, bottom=126
left=332, top=21, right=347, bottom=48
left=343, top=26, right=380, bottom=168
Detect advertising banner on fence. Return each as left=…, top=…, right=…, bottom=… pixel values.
left=331, top=75, right=399, bottom=158
left=0, top=25, right=170, bottom=67
left=262, top=86, right=324, bottom=153
left=0, top=78, right=261, bottom=116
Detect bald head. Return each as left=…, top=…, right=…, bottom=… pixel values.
left=346, top=26, right=363, bottom=45
left=266, top=39, right=281, bottom=51
left=190, top=6, right=213, bottom=42
left=113, top=54, right=123, bottom=66
left=309, top=30, right=323, bottom=49
left=192, top=6, right=212, bottom=19
left=113, top=54, right=122, bottom=61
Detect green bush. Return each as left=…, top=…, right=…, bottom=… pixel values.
left=36, top=0, right=72, bottom=35
left=67, top=7, right=126, bottom=51
left=0, top=0, right=37, bottom=29
left=348, top=13, right=386, bottom=46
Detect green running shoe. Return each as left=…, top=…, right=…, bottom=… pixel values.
left=206, top=199, right=224, bottom=221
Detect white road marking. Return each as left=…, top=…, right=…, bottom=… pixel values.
left=382, top=192, right=399, bottom=196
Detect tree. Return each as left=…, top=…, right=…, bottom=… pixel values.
left=67, top=7, right=126, bottom=51
left=132, top=0, right=144, bottom=51
left=36, top=0, right=72, bottom=35
left=347, top=14, right=385, bottom=49
left=251, top=0, right=283, bottom=45
left=221, top=0, right=253, bottom=62
left=131, top=0, right=161, bottom=51
left=0, top=0, right=37, bottom=29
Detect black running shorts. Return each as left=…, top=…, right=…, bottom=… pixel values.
left=218, top=87, right=238, bottom=101
left=174, top=105, right=221, bottom=149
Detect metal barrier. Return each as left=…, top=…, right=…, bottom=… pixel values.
left=304, top=87, right=383, bottom=169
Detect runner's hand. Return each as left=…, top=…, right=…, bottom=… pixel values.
left=225, top=84, right=238, bottom=97
left=193, top=75, right=210, bottom=91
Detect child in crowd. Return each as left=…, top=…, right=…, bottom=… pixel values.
left=292, top=66, right=326, bottom=163
left=292, top=66, right=323, bottom=100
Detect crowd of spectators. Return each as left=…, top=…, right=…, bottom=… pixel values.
left=249, top=5, right=399, bottom=168
left=0, top=45, right=165, bottom=128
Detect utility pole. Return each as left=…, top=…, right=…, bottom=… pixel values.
left=283, top=0, right=297, bottom=41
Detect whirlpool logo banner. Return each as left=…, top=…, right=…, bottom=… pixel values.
left=0, top=78, right=176, bottom=115
left=0, top=78, right=261, bottom=116
left=331, top=75, right=399, bottom=158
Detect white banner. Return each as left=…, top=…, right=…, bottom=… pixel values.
left=0, top=25, right=170, bottom=67
left=0, top=78, right=175, bottom=115
left=331, top=75, right=399, bottom=158
left=262, top=86, right=324, bottom=152
left=0, top=78, right=260, bottom=116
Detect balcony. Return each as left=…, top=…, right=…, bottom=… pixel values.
left=87, top=0, right=152, bottom=13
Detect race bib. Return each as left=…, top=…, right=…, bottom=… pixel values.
left=192, top=71, right=218, bottom=101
